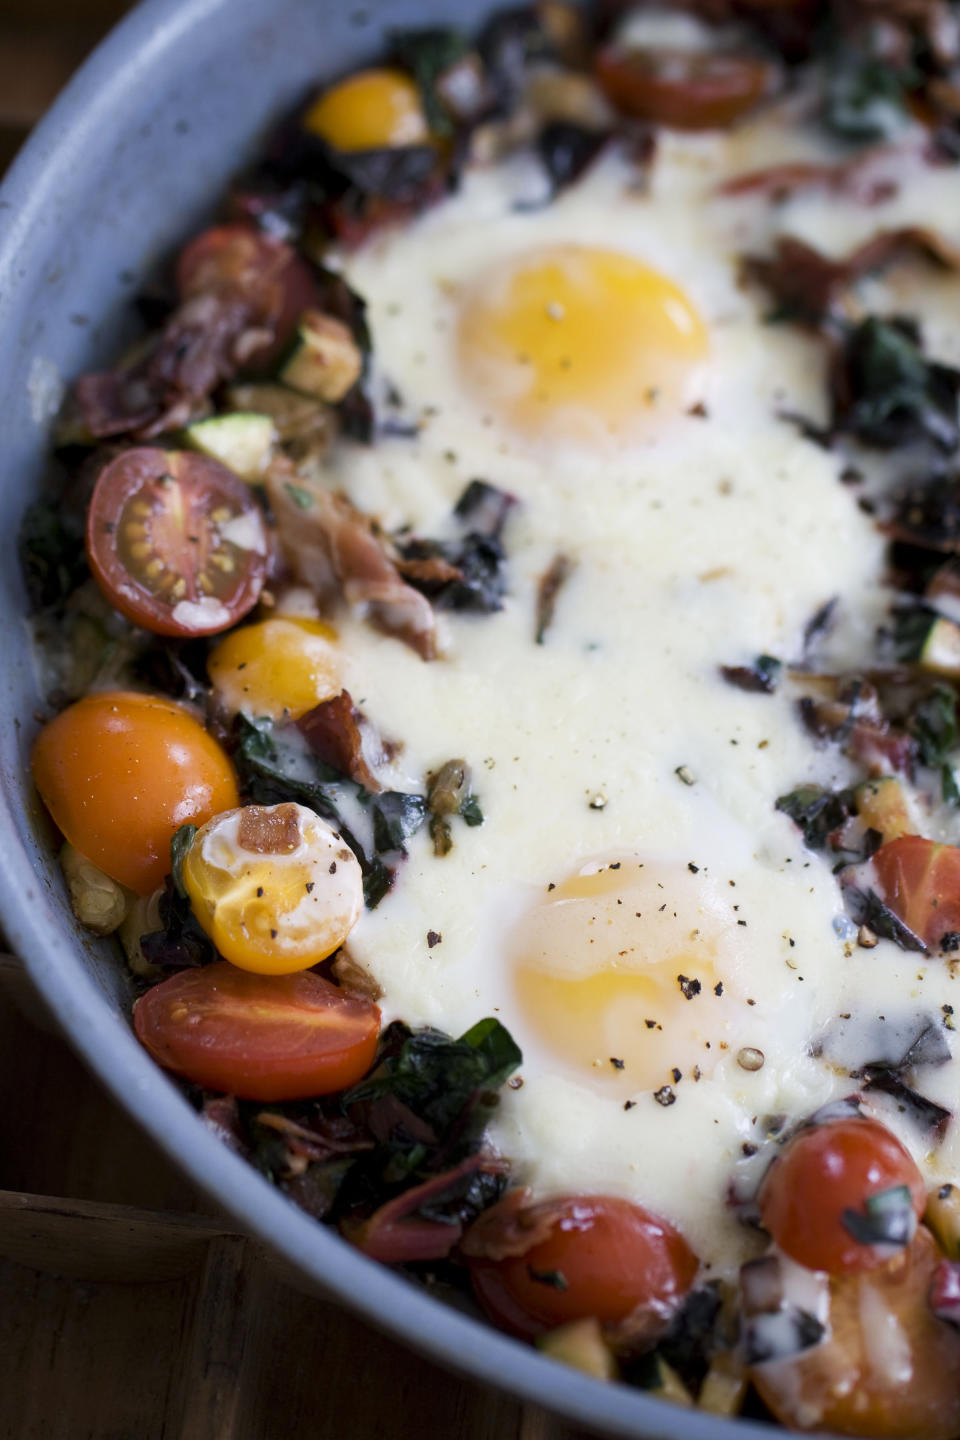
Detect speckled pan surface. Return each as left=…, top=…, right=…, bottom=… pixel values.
left=0, top=2, right=776, bottom=1433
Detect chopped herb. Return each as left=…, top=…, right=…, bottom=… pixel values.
left=908, top=684, right=960, bottom=804
left=842, top=1185, right=918, bottom=1248
left=284, top=482, right=314, bottom=510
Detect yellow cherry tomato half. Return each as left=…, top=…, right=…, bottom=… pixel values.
left=31, top=691, right=239, bottom=895
left=207, top=616, right=340, bottom=722
left=182, top=802, right=364, bottom=974
left=303, top=68, right=429, bottom=152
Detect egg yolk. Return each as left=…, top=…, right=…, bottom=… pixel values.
left=510, top=859, right=740, bottom=1093
left=207, top=617, right=339, bottom=721
left=182, top=802, right=364, bottom=975
left=458, top=244, right=708, bottom=447
left=303, top=68, right=429, bottom=152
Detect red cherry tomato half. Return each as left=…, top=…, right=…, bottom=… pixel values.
left=758, top=1117, right=925, bottom=1276
left=177, top=223, right=318, bottom=369
left=133, top=962, right=381, bottom=1101
left=872, top=835, right=960, bottom=952
left=466, top=1193, right=698, bottom=1341
left=86, top=447, right=267, bottom=637
left=594, top=48, right=777, bottom=130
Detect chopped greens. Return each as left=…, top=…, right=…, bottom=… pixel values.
left=391, top=26, right=472, bottom=135
left=775, top=785, right=857, bottom=850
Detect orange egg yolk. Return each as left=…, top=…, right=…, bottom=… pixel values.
left=510, top=859, right=739, bottom=1093
left=302, top=68, right=429, bottom=152
left=458, top=244, right=708, bottom=447
left=207, top=617, right=339, bottom=721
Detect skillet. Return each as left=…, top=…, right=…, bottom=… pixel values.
left=0, top=2, right=794, bottom=1433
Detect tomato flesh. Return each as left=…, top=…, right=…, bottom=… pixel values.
left=594, top=48, right=776, bottom=130
left=134, top=962, right=380, bottom=1101
left=31, top=690, right=239, bottom=894
left=872, top=835, right=960, bottom=952
left=758, top=1117, right=925, bottom=1275
left=176, top=223, right=318, bottom=369
left=466, top=1193, right=697, bottom=1341
left=86, top=448, right=267, bottom=637
left=753, top=1228, right=960, bottom=1440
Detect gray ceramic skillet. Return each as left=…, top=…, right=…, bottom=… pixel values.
left=0, top=3, right=784, bottom=1434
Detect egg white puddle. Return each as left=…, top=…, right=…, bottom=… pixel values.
left=322, top=127, right=960, bottom=1273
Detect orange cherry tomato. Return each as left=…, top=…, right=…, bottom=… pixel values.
left=86, top=448, right=268, bottom=637
left=466, top=1193, right=697, bottom=1341
left=758, top=1117, right=925, bottom=1275
left=752, top=1228, right=960, bottom=1440
left=133, top=962, right=381, bottom=1101
left=31, top=690, right=239, bottom=894
left=176, top=223, right=318, bottom=368
left=872, top=835, right=960, bottom=952
left=594, top=48, right=777, bottom=130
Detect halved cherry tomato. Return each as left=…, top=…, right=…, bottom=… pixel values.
left=86, top=448, right=267, bottom=637
left=182, top=803, right=364, bottom=975
left=133, top=962, right=380, bottom=1100
left=465, top=1193, right=697, bottom=1341
left=752, top=1228, right=960, bottom=1440
left=31, top=690, right=239, bottom=894
left=758, top=1117, right=925, bottom=1275
left=872, top=835, right=960, bottom=952
left=594, top=48, right=777, bottom=130
left=176, top=223, right=318, bottom=369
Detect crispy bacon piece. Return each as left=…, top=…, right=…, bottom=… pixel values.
left=343, top=1155, right=508, bottom=1263
left=266, top=465, right=438, bottom=660
left=70, top=225, right=315, bottom=440
left=744, top=228, right=960, bottom=322
left=460, top=1187, right=576, bottom=1261
left=297, top=689, right=383, bottom=791
left=720, top=138, right=931, bottom=205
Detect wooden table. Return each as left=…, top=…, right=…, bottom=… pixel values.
left=0, top=7, right=598, bottom=1434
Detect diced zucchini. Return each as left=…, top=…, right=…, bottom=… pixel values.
left=535, top=1318, right=617, bottom=1381
left=926, top=1182, right=960, bottom=1259
left=698, top=1355, right=746, bottom=1416
left=855, top=777, right=914, bottom=843
left=280, top=310, right=363, bottom=403
left=184, top=412, right=276, bottom=483
left=920, top=616, right=960, bottom=678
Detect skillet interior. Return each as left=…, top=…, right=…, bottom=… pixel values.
left=0, top=3, right=800, bottom=1434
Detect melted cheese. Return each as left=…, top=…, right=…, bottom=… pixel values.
left=313, top=122, right=960, bottom=1273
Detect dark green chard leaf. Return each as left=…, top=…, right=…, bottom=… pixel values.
left=391, top=26, right=472, bottom=135
left=370, top=792, right=428, bottom=853
left=170, top=824, right=197, bottom=900
left=908, top=683, right=960, bottom=803
left=824, top=49, right=914, bottom=142
left=20, top=502, right=89, bottom=611
left=835, top=317, right=960, bottom=452
left=775, top=785, right=857, bottom=850
left=233, top=714, right=427, bottom=909
left=459, top=1015, right=523, bottom=1090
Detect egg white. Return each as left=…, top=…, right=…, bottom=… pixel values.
left=316, top=114, right=960, bottom=1273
